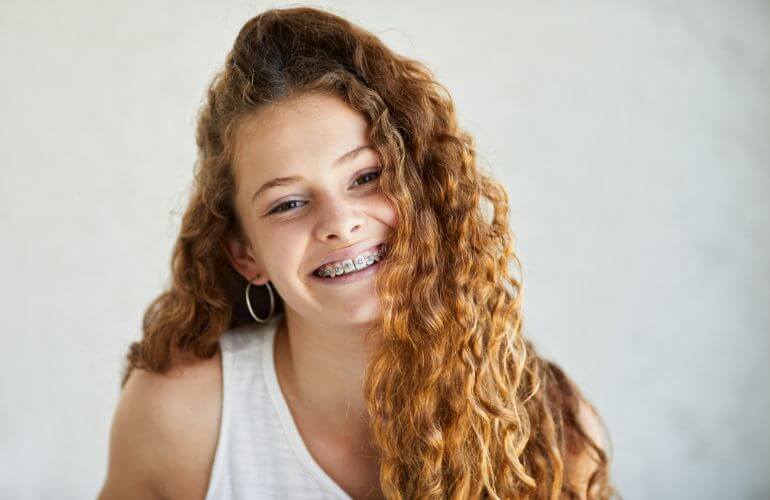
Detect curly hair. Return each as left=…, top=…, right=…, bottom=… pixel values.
left=123, top=7, right=619, bottom=499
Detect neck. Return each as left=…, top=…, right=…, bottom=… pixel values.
left=273, top=308, right=379, bottom=450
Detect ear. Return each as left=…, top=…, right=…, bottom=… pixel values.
left=223, top=235, right=270, bottom=285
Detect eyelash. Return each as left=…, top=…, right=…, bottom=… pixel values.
left=267, top=169, right=382, bottom=215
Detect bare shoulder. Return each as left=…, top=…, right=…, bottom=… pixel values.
left=566, top=397, right=610, bottom=497
left=98, top=349, right=222, bottom=500
left=575, top=397, right=608, bottom=451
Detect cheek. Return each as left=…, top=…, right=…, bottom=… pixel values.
left=266, top=246, right=307, bottom=284
left=255, top=230, right=302, bottom=275
left=376, top=195, right=398, bottom=229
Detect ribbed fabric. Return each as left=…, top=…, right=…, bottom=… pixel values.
left=205, top=312, right=352, bottom=500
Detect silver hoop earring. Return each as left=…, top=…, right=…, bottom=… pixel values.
left=245, top=279, right=275, bottom=323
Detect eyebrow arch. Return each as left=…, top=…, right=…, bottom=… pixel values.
left=250, top=144, right=375, bottom=205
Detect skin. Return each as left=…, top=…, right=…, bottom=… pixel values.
left=224, top=90, right=396, bottom=498
left=98, top=90, right=603, bottom=499
left=221, top=91, right=606, bottom=499
left=99, top=91, right=396, bottom=499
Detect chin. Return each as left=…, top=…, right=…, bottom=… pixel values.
left=338, top=297, right=382, bottom=325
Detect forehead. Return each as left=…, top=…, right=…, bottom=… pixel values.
left=233, top=92, right=371, bottom=182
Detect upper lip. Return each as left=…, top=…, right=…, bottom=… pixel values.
left=309, top=241, right=383, bottom=275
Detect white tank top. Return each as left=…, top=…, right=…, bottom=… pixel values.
left=205, top=312, right=353, bottom=500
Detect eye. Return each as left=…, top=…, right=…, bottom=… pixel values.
left=268, top=199, right=306, bottom=215
left=352, top=169, right=381, bottom=187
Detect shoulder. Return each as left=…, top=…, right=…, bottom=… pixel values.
left=565, top=397, right=609, bottom=498
left=98, top=349, right=222, bottom=500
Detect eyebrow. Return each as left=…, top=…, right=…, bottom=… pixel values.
left=250, top=144, right=375, bottom=205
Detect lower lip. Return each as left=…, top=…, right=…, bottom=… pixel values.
left=308, top=258, right=384, bottom=285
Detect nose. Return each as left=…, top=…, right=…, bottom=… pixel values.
left=313, top=196, right=364, bottom=242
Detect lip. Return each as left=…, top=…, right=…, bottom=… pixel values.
left=308, top=242, right=384, bottom=276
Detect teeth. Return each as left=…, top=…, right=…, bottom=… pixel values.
left=315, top=246, right=385, bottom=278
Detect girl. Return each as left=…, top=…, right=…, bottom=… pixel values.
left=99, top=7, right=617, bottom=499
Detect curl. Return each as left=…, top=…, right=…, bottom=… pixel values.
left=123, top=7, right=619, bottom=498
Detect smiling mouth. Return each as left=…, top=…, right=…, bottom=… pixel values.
left=311, top=244, right=387, bottom=278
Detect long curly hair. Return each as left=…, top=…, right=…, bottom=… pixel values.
left=123, top=7, right=618, bottom=499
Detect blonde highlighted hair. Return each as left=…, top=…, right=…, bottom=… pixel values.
left=124, top=7, right=619, bottom=499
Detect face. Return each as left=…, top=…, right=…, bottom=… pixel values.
left=226, top=91, right=397, bottom=326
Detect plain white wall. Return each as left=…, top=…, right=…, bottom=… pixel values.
left=1, top=0, right=767, bottom=498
